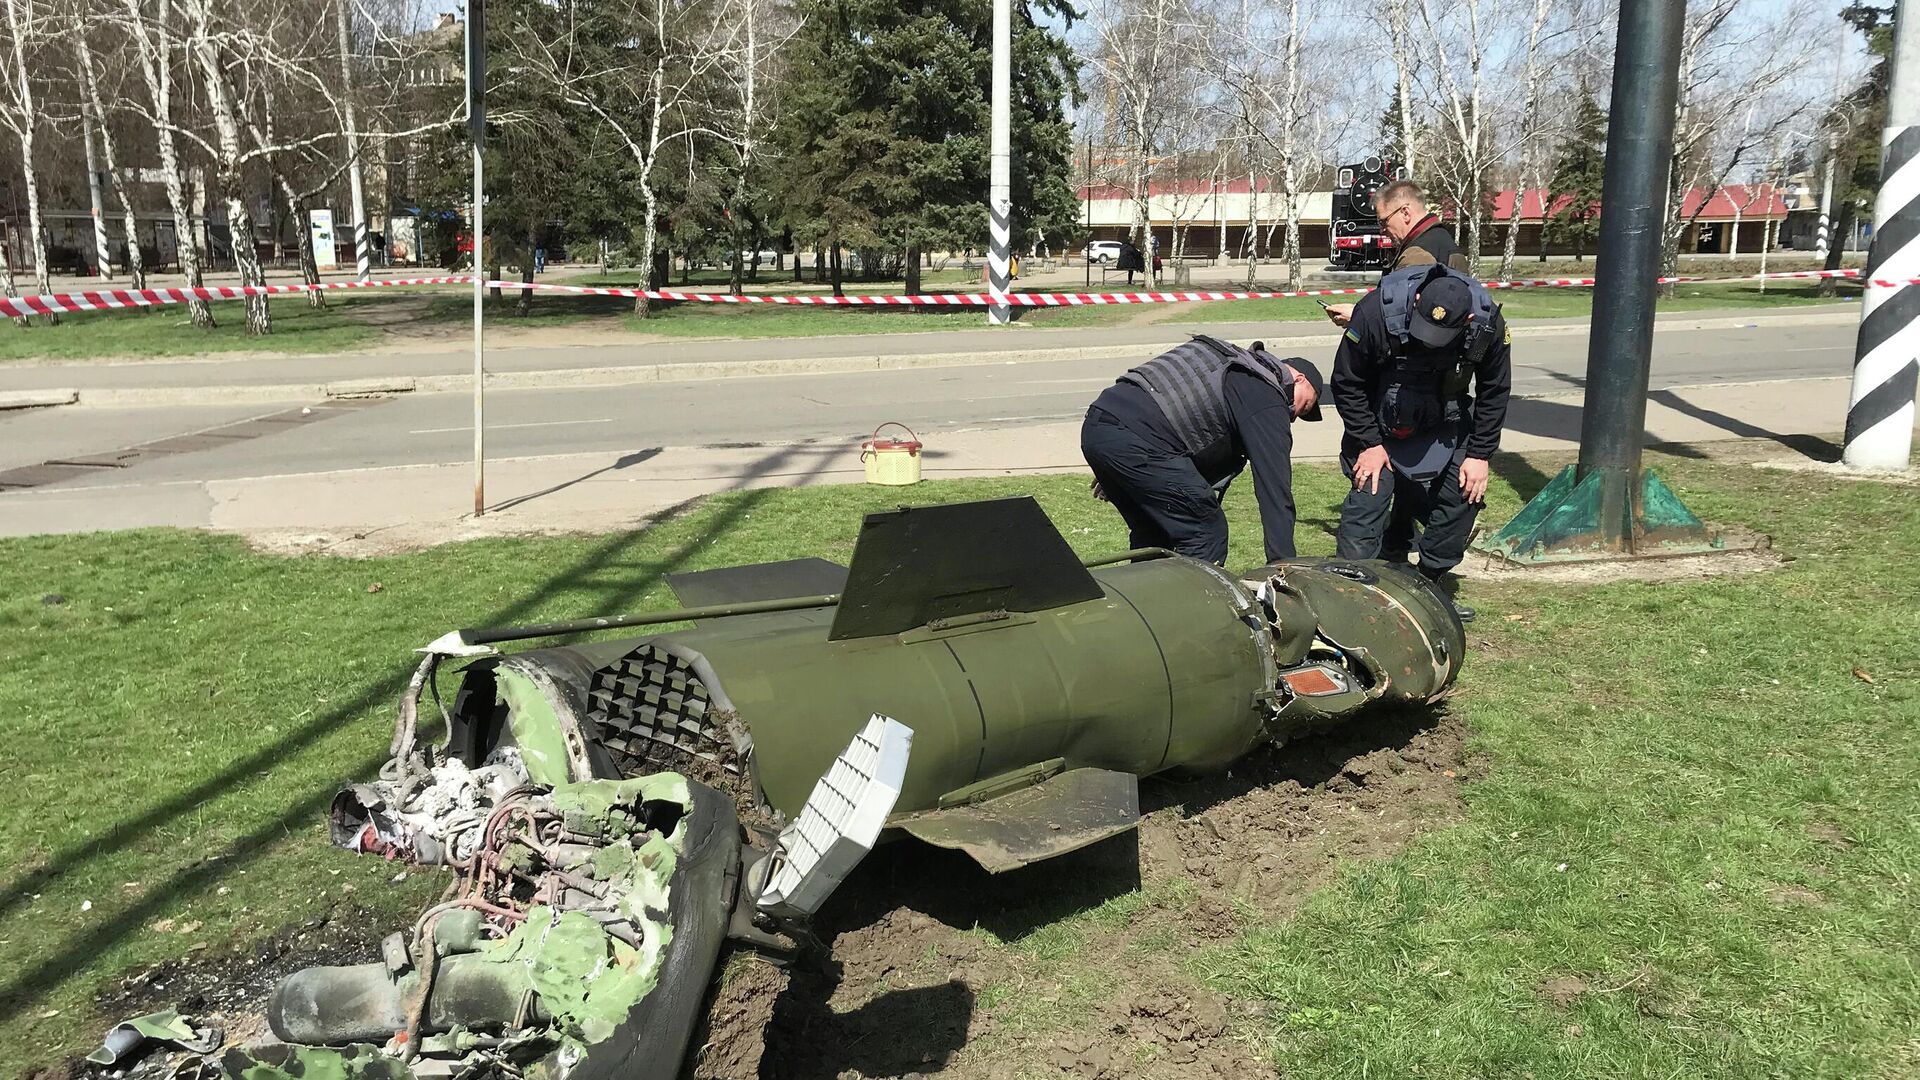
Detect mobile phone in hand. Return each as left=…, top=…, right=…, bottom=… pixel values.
left=1315, top=299, right=1332, bottom=310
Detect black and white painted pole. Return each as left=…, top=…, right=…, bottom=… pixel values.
left=986, top=0, right=1012, bottom=326
left=467, top=0, right=486, bottom=515
left=1846, top=0, right=1920, bottom=469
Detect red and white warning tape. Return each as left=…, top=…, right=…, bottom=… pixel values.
left=0, top=275, right=472, bottom=319
left=0, top=267, right=1870, bottom=320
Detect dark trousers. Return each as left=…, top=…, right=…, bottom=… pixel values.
left=1336, top=456, right=1479, bottom=578
left=1081, top=371, right=1298, bottom=565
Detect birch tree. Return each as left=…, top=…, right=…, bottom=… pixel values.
left=73, top=25, right=145, bottom=288
left=512, top=0, right=733, bottom=315
left=1088, top=0, right=1197, bottom=288
left=120, top=0, right=214, bottom=327
left=1417, top=0, right=1489, bottom=265
left=1496, top=0, right=1556, bottom=282
left=0, top=0, right=57, bottom=324
left=1387, top=0, right=1416, bottom=176
left=1662, top=0, right=1821, bottom=292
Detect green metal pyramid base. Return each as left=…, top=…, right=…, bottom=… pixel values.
left=1474, top=465, right=1723, bottom=563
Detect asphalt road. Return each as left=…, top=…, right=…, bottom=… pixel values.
left=0, top=317, right=1859, bottom=490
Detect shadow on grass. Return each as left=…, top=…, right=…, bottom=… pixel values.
left=0, top=442, right=846, bottom=1024
left=1647, top=389, right=1843, bottom=461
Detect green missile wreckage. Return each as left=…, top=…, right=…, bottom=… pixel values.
left=235, top=497, right=1465, bottom=1080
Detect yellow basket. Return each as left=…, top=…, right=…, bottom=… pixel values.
left=861, top=422, right=923, bottom=486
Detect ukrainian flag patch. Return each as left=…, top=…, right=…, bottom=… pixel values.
left=1344, top=328, right=1360, bottom=343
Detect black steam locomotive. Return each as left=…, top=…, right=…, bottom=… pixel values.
left=1329, top=155, right=1409, bottom=271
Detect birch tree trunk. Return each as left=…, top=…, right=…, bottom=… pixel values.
left=0, top=222, right=22, bottom=327
left=1499, top=0, right=1550, bottom=283
left=187, top=0, right=271, bottom=334
left=1390, top=0, right=1415, bottom=175
left=1463, top=0, right=1484, bottom=266
left=1499, top=166, right=1526, bottom=282
left=123, top=0, right=213, bottom=326
left=76, top=32, right=143, bottom=289
left=1131, top=96, right=1155, bottom=288
left=3, top=0, right=55, bottom=323
left=252, top=88, right=327, bottom=308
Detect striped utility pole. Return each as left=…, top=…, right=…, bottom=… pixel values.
left=986, top=0, right=1012, bottom=326
left=337, top=0, right=372, bottom=283
left=1847, top=0, right=1920, bottom=468
left=81, top=111, right=112, bottom=278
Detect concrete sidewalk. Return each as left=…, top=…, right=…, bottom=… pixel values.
left=0, top=304, right=1862, bottom=407
left=0, top=375, right=1886, bottom=546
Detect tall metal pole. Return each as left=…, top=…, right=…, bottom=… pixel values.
left=986, top=0, right=1012, bottom=325
left=1845, top=0, right=1920, bottom=469
left=337, top=0, right=371, bottom=282
left=1084, top=134, right=1092, bottom=289
left=467, top=0, right=486, bottom=516
left=1575, top=0, right=1685, bottom=551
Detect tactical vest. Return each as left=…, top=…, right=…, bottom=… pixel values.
left=1374, top=266, right=1499, bottom=438
left=1118, top=335, right=1290, bottom=457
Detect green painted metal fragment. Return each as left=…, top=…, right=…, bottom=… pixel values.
left=477, top=906, right=668, bottom=1047
left=1475, top=465, right=1719, bottom=562
left=467, top=776, right=693, bottom=1051
left=495, top=668, right=572, bottom=785
left=223, top=1043, right=413, bottom=1080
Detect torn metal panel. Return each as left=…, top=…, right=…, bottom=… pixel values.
left=893, top=768, right=1141, bottom=873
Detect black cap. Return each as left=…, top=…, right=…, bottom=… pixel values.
left=1409, top=275, right=1472, bottom=348
left=1253, top=343, right=1325, bottom=422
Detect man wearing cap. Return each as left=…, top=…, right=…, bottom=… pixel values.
left=1330, top=262, right=1511, bottom=621
left=1083, top=335, right=1327, bottom=566
left=1322, top=180, right=1468, bottom=329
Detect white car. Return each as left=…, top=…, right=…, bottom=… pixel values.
left=1086, top=240, right=1124, bottom=264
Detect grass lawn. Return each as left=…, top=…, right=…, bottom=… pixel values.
left=3, top=455, right=1916, bottom=1077
left=1166, top=280, right=1864, bottom=325
left=0, top=297, right=386, bottom=363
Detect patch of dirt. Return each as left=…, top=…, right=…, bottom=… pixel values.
left=693, top=954, right=791, bottom=1080
left=1463, top=536, right=1787, bottom=586
left=22, top=907, right=383, bottom=1080
left=1140, top=707, right=1471, bottom=917
left=1538, top=975, right=1590, bottom=1008
left=238, top=521, right=628, bottom=558
left=750, top=706, right=1471, bottom=1079
left=1808, top=822, right=1855, bottom=848
left=1766, top=884, right=1828, bottom=908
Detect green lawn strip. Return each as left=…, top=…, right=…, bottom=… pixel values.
left=617, top=300, right=1142, bottom=337
left=3, top=456, right=1915, bottom=1077
left=1165, top=282, right=1863, bottom=325
left=1195, top=457, right=1920, bottom=1079
left=0, top=298, right=385, bottom=362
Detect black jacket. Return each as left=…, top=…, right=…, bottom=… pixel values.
left=1331, top=289, right=1511, bottom=461
left=1389, top=215, right=1470, bottom=273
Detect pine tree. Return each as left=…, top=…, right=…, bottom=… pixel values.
left=1544, top=93, right=1606, bottom=262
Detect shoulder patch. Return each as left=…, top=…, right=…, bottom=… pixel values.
left=1503, top=324, right=1512, bottom=345
left=1344, top=328, right=1360, bottom=343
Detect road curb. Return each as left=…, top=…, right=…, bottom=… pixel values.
left=0, top=387, right=78, bottom=410
left=54, top=308, right=1861, bottom=407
